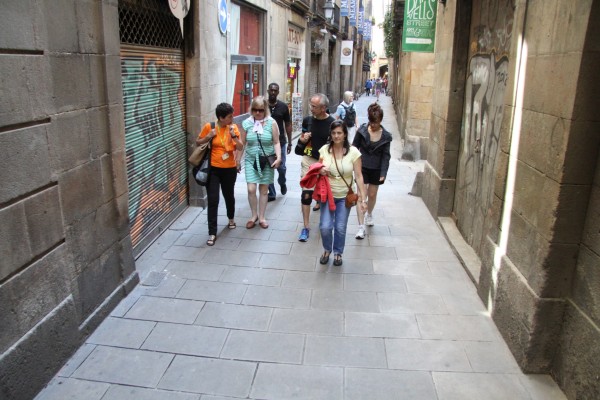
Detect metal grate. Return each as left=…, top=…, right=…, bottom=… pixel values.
left=119, top=0, right=183, bottom=49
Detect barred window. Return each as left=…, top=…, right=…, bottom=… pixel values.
left=119, top=0, right=183, bottom=49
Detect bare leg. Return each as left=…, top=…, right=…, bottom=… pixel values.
left=367, top=184, right=379, bottom=215
left=258, top=184, right=269, bottom=222
left=357, top=183, right=370, bottom=225
left=247, top=183, right=258, bottom=220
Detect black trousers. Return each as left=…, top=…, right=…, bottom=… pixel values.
left=207, top=166, right=237, bottom=235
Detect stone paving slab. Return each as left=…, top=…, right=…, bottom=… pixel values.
left=35, top=94, right=567, bottom=400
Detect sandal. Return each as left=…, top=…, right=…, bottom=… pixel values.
left=333, top=254, right=343, bottom=266
left=206, top=235, right=216, bottom=246
left=227, top=220, right=237, bottom=229
left=319, top=252, right=330, bottom=265
left=246, top=218, right=258, bottom=229
left=259, top=220, right=269, bottom=229
left=313, top=204, right=321, bottom=211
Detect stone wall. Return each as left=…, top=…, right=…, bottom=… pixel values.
left=420, top=0, right=600, bottom=398
left=397, top=52, right=434, bottom=161
left=0, top=1, right=136, bottom=399
left=421, top=0, right=471, bottom=216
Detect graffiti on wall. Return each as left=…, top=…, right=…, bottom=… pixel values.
left=121, top=52, right=187, bottom=249
left=455, top=0, right=514, bottom=248
left=460, top=53, right=509, bottom=219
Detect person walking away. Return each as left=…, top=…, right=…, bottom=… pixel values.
left=266, top=83, right=292, bottom=201
left=375, top=78, right=383, bottom=100
left=365, top=79, right=373, bottom=96
left=196, top=103, right=243, bottom=246
left=316, top=120, right=367, bottom=266
left=352, top=102, right=392, bottom=239
left=241, top=96, right=282, bottom=229
left=335, top=91, right=358, bottom=140
left=296, top=93, right=335, bottom=242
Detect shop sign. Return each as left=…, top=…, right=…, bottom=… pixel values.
left=402, top=0, right=437, bottom=53
left=287, top=25, right=303, bottom=59
left=288, top=63, right=298, bottom=79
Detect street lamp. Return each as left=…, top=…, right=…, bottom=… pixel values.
left=323, top=0, right=334, bottom=21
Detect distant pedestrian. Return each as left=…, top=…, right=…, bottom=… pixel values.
left=241, top=96, right=282, bottom=230
left=335, top=91, right=358, bottom=138
left=375, top=78, right=383, bottom=100
left=295, top=93, right=335, bottom=242
left=365, top=79, right=373, bottom=96
left=196, top=103, right=243, bottom=246
left=266, top=83, right=292, bottom=201
left=314, top=120, right=367, bottom=266
left=352, top=102, right=392, bottom=239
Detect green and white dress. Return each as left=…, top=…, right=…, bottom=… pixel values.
left=243, top=117, right=276, bottom=184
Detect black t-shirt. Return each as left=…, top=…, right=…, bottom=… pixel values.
left=301, top=115, right=335, bottom=160
left=268, top=100, right=291, bottom=144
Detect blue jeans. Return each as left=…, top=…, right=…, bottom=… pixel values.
left=319, top=198, right=351, bottom=255
left=268, top=143, right=287, bottom=197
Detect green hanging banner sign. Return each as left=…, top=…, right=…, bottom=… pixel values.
left=402, top=0, right=437, bottom=53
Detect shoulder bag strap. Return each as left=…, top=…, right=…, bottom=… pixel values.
left=333, top=151, right=353, bottom=191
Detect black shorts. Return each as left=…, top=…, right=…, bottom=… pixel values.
left=362, top=168, right=385, bottom=185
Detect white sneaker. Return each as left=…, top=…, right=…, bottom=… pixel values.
left=355, top=226, right=365, bottom=240
left=364, top=213, right=374, bottom=226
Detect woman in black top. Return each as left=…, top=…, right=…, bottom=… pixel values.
left=351, top=102, right=392, bottom=239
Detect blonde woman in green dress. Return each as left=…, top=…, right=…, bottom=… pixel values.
left=240, top=96, right=281, bottom=229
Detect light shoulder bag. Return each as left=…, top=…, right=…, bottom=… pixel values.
left=188, top=122, right=215, bottom=166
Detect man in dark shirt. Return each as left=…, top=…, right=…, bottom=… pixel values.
left=267, top=83, right=292, bottom=201
left=297, top=93, right=335, bottom=242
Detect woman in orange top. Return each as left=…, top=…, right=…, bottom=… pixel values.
left=196, top=103, right=243, bottom=246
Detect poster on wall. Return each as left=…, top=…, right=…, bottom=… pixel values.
left=340, top=41, right=353, bottom=66
left=402, top=0, right=437, bottom=53
left=292, top=93, right=303, bottom=134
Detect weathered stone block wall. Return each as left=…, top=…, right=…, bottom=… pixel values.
left=466, top=1, right=600, bottom=398
left=421, top=1, right=470, bottom=217
left=550, top=3, right=600, bottom=398
left=0, top=1, right=136, bottom=399
left=397, top=52, right=434, bottom=161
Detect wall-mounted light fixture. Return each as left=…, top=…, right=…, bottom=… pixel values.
left=323, top=0, right=334, bottom=21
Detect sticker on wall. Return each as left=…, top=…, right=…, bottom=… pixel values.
left=169, top=0, right=190, bottom=37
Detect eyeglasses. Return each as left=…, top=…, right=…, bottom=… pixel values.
left=252, top=108, right=265, bottom=112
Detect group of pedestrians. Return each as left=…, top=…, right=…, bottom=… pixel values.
left=195, top=87, right=391, bottom=267
left=364, top=77, right=388, bottom=99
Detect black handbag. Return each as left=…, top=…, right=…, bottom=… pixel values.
left=295, top=117, right=312, bottom=156
left=255, top=128, right=276, bottom=170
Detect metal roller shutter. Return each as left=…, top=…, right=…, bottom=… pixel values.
left=121, top=46, right=187, bottom=256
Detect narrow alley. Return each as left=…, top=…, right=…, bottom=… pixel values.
left=35, top=94, right=566, bottom=400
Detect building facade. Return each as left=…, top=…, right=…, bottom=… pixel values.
left=389, top=0, right=599, bottom=398
left=0, top=1, right=370, bottom=398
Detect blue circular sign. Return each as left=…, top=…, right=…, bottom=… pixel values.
left=218, top=0, right=228, bottom=34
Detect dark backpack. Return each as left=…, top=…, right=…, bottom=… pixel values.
left=342, top=104, right=356, bottom=127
